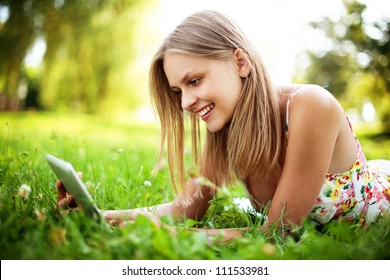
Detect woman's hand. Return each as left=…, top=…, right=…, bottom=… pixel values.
left=56, top=172, right=82, bottom=211
left=102, top=209, right=175, bottom=233
left=102, top=209, right=162, bottom=227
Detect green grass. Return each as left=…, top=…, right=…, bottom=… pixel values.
left=1, top=112, right=390, bottom=260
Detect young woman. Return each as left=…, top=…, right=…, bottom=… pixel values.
left=57, top=10, right=390, bottom=242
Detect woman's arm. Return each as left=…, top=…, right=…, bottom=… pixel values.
left=101, top=176, right=216, bottom=225
left=264, top=86, right=342, bottom=229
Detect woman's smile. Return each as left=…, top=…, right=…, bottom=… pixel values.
left=196, top=103, right=215, bottom=120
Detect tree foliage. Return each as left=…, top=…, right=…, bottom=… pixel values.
left=294, top=0, right=390, bottom=131
left=0, top=0, right=154, bottom=113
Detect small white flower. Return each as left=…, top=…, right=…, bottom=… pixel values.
left=18, top=184, right=31, bottom=199
left=143, top=180, right=152, bottom=187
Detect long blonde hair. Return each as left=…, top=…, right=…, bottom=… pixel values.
left=149, top=10, right=284, bottom=192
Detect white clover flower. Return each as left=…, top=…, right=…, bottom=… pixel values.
left=143, top=180, right=152, bottom=187
left=18, top=184, right=31, bottom=199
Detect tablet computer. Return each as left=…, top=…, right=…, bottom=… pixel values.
left=46, top=154, right=103, bottom=221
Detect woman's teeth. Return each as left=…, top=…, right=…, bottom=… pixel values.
left=198, top=104, right=214, bottom=117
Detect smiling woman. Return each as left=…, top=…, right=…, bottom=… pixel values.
left=56, top=10, right=390, bottom=243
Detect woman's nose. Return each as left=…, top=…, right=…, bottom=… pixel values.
left=181, top=91, right=198, bottom=111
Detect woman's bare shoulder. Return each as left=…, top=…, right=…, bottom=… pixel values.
left=287, top=84, right=342, bottom=120
left=292, top=84, right=338, bottom=104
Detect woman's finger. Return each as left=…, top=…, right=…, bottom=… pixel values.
left=58, top=197, right=68, bottom=208
left=58, top=194, right=78, bottom=209
left=67, top=195, right=77, bottom=208
left=56, top=180, right=67, bottom=202
left=106, top=219, right=134, bottom=228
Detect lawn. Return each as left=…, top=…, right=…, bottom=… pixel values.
left=1, top=112, right=390, bottom=260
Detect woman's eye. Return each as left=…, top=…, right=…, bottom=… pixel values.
left=189, top=79, right=200, bottom=86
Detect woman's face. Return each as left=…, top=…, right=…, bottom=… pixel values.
left=163, top=53, right=244, bottom=132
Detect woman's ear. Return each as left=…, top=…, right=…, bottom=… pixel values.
left=233, top=49, right=251, bottom=78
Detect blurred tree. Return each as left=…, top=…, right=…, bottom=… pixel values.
left=0, top=0, right=154, bottom=113
left=294, top=0, right=390, bottom=131
left=0, top=0, right=36, bottom=110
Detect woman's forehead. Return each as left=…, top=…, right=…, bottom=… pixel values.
left=163, top=54, right=204, bottom=86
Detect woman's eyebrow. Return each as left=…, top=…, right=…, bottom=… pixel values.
left=178, top=69, right=198, bottom=86
left=168, top=68, right=198, bottom=89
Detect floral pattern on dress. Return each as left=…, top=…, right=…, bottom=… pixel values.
left=308, top=121, right=390, bottom=225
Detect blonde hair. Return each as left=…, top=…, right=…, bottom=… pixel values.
left=149, top=10, right=284, bottom=192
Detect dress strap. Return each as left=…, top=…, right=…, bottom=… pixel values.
left=344, top=112, right=357, bottom=138
left=285, top=94, right=294, bottom=136
left=343, top=112, right=364, bottom=155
